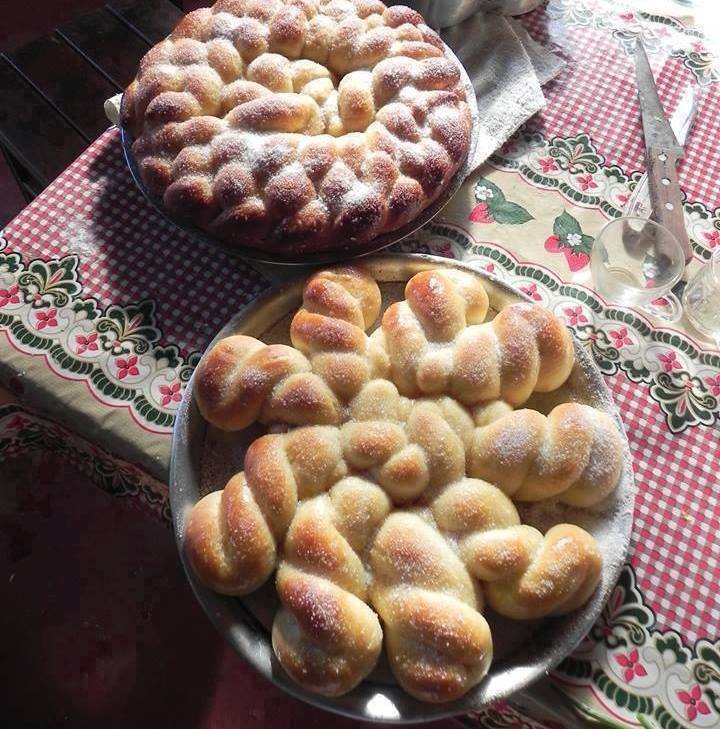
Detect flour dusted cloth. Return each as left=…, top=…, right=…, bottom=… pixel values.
left=441, top=11, right=564, bottom=168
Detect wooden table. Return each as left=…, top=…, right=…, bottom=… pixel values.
left=0, top=0, right=182, bottom=202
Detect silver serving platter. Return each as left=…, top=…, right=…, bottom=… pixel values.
left=169, top=254, right=635, bottom=723
left=121, top=42, right=480, bottom=267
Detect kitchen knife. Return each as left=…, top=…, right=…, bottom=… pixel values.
left=624, top=84, right=697, bottom=219
left=634, top=40, right=693, bottom=262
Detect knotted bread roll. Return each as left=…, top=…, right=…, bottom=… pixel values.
left=196, top=267, right=576, bottom=430
left=369, top=512, right=493, bottom=702
left=273, top=477, right=390, bottom=695
left=430, top=478, right=603, bottom=619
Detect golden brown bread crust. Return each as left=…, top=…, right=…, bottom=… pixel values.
left=121, top=0, right=472, bottom=254
left=194, top=267, right=574, bottom=432
left=185, top=266, right=624, bottom=701
left=186, top=401, right=621, bottom=697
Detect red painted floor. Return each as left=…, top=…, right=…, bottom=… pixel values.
left=0, top=453, right=457, bottom=728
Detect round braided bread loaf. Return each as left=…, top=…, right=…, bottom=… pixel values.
left=121, top=0, right=472, bottom=253
left=195, top=266, right=576, bottom=430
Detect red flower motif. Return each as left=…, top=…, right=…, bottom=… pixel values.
left=658, top=351, right=681, bottom=372
left=705, top=375, right=720, bottom=396
left=429, top=241, right=455, bottom=259
left=35, top=308, right=58, bottom=330
left=563, top=305, right=588, bottom=326
left=610, top=327, right=633, bottom=347
left=677, top=685, right=711, bottom=721
left=577, top=174, right=598, bottom=191
left=618, top=193, right=629, bottom=205
left=499, top=140, right=516, bottom=155
left=75, top=332, right=98, bottom=354
left=703, top=230, right=720, bottom=249
left=159, top=382, right=182, bottom=407
left=8, top=414, right=29, bottom=430
left=519, top=282, right=542, bottom=301
left=619, top=11, right=635, bottom=21
left=539, top=157, right=557, bottom=173
left=116, top=355, right=139, bottom=380
left=544, top=235, right=591, bottom=272
left=0, top=284, right=20, bottom=307
left=615, top=648, right=648, bottom=683
left=484, top=263, right=495, bottom=274
left=469, top=202, right=494, bottom=224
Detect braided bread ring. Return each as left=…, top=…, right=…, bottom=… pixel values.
left=121, top=0, right=472, bottom=253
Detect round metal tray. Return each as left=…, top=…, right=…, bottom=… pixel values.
left=121, top=42, right=480, bottom=267
left=169, top=254, right=635, bottom=723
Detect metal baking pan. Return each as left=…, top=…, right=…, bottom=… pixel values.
left=169, top=253, right=635, bottom=723
left=121, top=42, right=480, bottom=267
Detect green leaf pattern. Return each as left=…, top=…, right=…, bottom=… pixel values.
left=490, top=132, right=720, bottom=262
left=472, top=177, right=534, bottom=225
left=0, top=233, right=197, bottom=432
left=554, top=563, right=720, bottom=729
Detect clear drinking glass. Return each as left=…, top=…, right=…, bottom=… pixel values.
left=591, top=217, right=685, bottom=321
left=682, top=249, right=720, bottom=342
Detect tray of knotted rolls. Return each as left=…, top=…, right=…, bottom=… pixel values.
left=119, top=0, right=479, bottom=264
left=170, top=254, right=635, bottom=722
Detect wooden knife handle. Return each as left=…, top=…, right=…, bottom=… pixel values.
left=647, top=149, right=693, bottom=263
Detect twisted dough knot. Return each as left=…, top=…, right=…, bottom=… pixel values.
left=290, top=266, right=388, bottom=399
left=196, top=266, right=576, bottom=431
left=194, top=334, right=342, bottom=430
left=121, top=0, right=472, bottom=252
left=185, top=426, right=346, bottom=593
left=370, top=512, right=492, bottom=702
left=431, top=478, right=603, bottom=619
left=374, top=269, right=575, bottom=404
left=469, top=402, right=624, bottom=507
left=273, top=477, right=390, bottom=695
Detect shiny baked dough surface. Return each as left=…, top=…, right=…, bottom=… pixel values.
left=121, top=0, right=472, bottom=253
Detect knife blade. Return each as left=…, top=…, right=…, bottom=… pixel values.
left=624, top=85, right=697, bottom=218
left=634, top=40, right=693, bottom=262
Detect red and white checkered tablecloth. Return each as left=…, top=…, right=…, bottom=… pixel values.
left=1, top=2, right=719, bottom=729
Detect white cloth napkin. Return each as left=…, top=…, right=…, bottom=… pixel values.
left=441, top=11, right=564, bottom=169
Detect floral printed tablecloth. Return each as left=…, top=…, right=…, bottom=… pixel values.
left=1, top=2, right=719, bottom=728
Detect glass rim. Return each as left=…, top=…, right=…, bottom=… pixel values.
left=594, top=215, right=685, bottom=294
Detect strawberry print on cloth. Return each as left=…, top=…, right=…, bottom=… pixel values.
left=469, top=178, right=533, bottom=225
left=545, top=210, right=594, bottom=271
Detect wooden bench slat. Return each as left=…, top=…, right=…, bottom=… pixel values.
left=107, top=0, right=183, bottom=44
left=0, top=58, right=87, bottom=188
left=9, top=35, right=118, bottom=142
left=57, top=8, right=150, bottom=91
